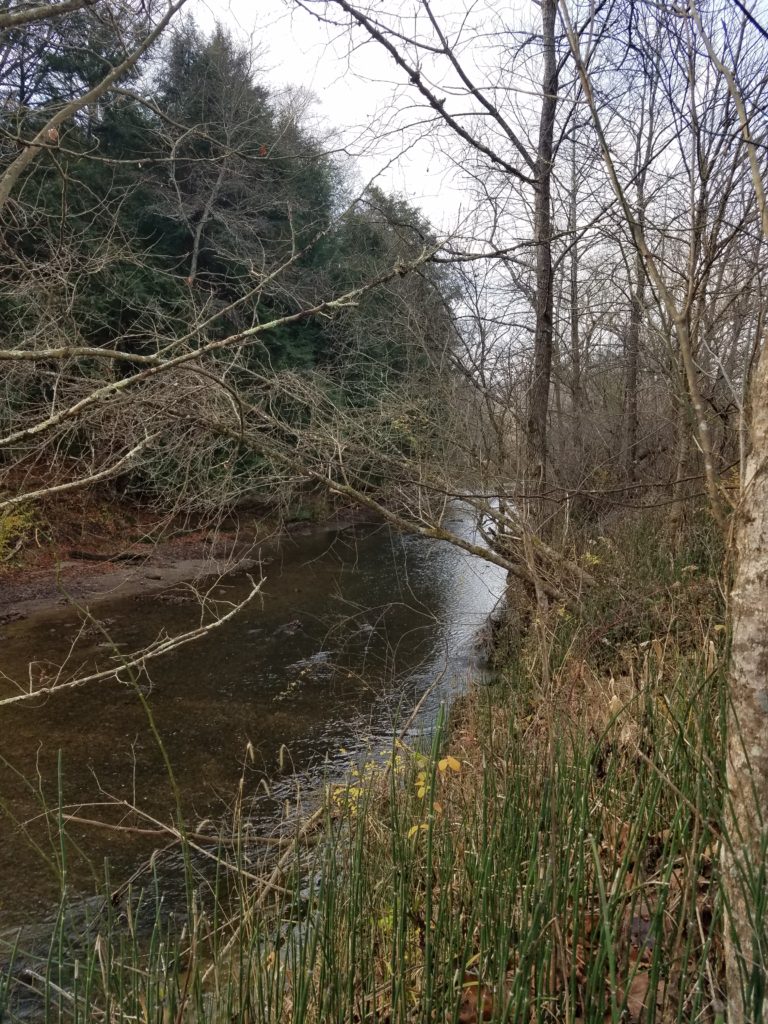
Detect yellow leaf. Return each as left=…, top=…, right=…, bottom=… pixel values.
left=438, top=755, right=461, bottom=773
left=407, top=823, right=429, bottom=839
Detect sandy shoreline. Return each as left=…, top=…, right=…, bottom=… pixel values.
left=0, top=553, right=263, bottom=625
left=0, top=510, right=377, bottom=625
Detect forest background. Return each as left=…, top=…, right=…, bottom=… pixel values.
left=0, top=1, right=766, bottom=1022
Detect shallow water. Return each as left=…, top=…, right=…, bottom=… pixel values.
left=0, top=512, right=504, bottom=932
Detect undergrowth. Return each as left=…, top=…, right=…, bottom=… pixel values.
left=0, top=516, right=737, bottom=1023
left=0, top=504, right=40, bottom=562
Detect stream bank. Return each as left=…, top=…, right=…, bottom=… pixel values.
left=0, top=512, right=730, bottom=1023
left=0, top=507, right=505, bottom=935
left=0, top=494, right=373, bottom=624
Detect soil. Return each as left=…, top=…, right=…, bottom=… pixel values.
left=0, top=488, right=377, bottom=623
left=0, top=531, right=266, bottom=623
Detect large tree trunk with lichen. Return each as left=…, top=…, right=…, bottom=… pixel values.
left=725, top=346, right=768, bottom=1024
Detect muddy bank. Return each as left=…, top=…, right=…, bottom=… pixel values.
left=0, top=534, right=261, bottom=623
left=0, top=507, right=375, bottom=624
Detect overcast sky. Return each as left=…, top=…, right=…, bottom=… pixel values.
left=189, top=1, right=476, bottom=230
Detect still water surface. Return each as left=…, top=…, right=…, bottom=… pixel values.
left=0, top=513, right=504, bottom=932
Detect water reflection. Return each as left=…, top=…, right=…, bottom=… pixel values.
left=0, top=512, right=504, bottom=930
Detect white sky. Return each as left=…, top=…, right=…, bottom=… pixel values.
left=189, top=0, right=484, bottom=231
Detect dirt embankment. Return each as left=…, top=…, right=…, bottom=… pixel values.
left=0, top=487, right=376, bottom=623
left=0, top=486, right=255, bottom=623
left=0, top=528, right=266, bottom=624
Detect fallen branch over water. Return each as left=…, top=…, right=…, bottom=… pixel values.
left=0, top=575, right=264, bottom=708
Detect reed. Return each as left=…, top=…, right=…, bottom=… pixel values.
left=2, top=517, right=758, bottom=1023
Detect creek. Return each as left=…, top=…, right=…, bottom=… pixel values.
left=0, top=510, right=505, bottom=935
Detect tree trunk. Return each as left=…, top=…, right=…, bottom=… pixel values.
left=667, top=391, right=691, bottom=544
left=725, top=346, right=768, bottom=1024
left=624, top=244, right=645, bottom=481
left=525, top=0, right=557, bottom=495
left=569, top=135, right=583, bottom=466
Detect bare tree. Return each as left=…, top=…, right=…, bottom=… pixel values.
left=526, top=0, right=558, bottom=493
left=688, top=4, right=768, bottom=1019
left=295, top=0, right=574, bottom=502
left=559, top=1, right=768, bottom=1018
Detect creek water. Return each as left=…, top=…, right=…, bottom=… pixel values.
left=0, top=511, right=504, bottom=935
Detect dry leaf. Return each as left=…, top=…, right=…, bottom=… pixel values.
left=619, top=971, right=665, bottom=1023
left=457, top=974, right=499, bottom=1024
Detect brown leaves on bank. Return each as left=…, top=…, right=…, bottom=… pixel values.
left=438, top=648, right=722, bottom=1024
left=451, top=821, right=717, bottom=1024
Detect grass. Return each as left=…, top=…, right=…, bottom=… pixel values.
left=1, top=513, right=759, bottom=1023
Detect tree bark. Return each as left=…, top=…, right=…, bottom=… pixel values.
left=569, top=135, right=583, bottom=463
left=525, top=0, right=558, bottom=494
left=725, top=345, right=768, bottom=1024
left=0, top=0, right=97, bottom=31
left=624, top=244, right=645, bottom=481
